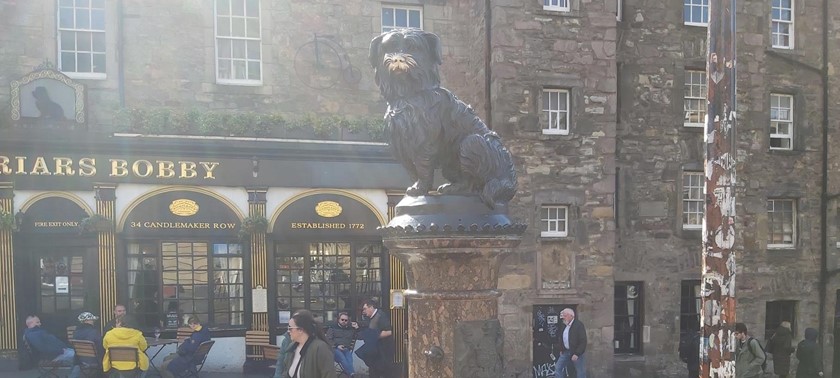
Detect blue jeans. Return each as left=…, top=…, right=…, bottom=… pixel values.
left=554, top=351, right=586, bottom=378
left=334, top=347, right=355, bottom=374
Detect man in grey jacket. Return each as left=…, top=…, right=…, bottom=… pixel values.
left=734, top=322, right=766, bottom=378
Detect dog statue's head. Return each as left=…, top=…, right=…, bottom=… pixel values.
left=369, top=28, right=442, bottom=101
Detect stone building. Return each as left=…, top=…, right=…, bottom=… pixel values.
left=0, top=0, right=838, bottom=377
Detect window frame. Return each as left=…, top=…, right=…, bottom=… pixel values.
left=682, top=171, right=705, bottom=230
left=56, top=0, right=107, bottom=80
left=126, top=240, right=247, bottom=330
left=380, top=5, right=423, bottom=33
left=540, top=205, right=569, bottom=238
left=683, top=70, right=707, bottom=128
left=684, top=0, right=709, bottom=27
left=679, top=280, right=702, bottom=336
left=765, top=300, right=797, bottom=339
left=767, top=199, right=797, bottom=249
left=214, top=0, right=263, bottom=86
left=541, top=88, right=570, bottom=135
left=770, top=93, right=794, bottom=151
left=274, top=241, right=385, bottom=325
left=771, top=0, right=794, bottom=49
left=543, top=0, right=570, bottom=12
left=614, top=281, right=644, bottom=355
left=615, top=0, right=623, bottom=21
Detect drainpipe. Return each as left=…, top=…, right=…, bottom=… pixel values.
left=117, top=0, right=126, bottom=107
left=818, top=0, right=829, bottom=347
left=484, top=0, right=492, bottom=128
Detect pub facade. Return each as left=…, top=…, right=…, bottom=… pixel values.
left=0, top=131, right=408, bottom=371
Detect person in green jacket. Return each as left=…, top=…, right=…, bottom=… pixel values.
left=734, top=322, right=766, bottom=378
left=281, top=310, right=334, bottom=378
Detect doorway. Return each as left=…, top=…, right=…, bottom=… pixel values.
left=23, top=247, right=97, bottom=341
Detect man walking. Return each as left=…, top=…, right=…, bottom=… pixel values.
left=356, top=299, right=394, bottom=378
left=767, top=321, right=794, bottom=378
left=554, top=308, right=587, bottom=378
left=734, top=322, right=766, bottom=378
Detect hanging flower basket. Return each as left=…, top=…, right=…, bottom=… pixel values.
left=237, top=215, right=268, bottom=241
left=79, top=214, right=112, bottom=233
left=0, top=211, right=17, bottom=232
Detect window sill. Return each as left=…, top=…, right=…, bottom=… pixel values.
left=216, top=79, right=264, bottom=87
left=682, top=125, right=705, bottom=132
left=768, top=148, right=802, bottom=156
left=683, top=22, right=708, bottom=28
left=62, top=72, right=107, bottom=81
left=539, top=235, right=573, bottom=243
left=534, top=8, right=582, bottom=18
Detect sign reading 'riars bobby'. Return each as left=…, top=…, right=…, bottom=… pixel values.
left=0, top=156, right=219, bottom=179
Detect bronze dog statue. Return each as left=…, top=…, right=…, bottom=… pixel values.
left=370, top=28, right=517, bottom=208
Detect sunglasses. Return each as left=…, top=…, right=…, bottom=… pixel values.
left=339, top=318, right=349, bottom=322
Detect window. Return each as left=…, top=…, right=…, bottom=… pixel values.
left=680, top=280, right=702, bottom=336
left=540, top=205, right=568, bottom=238
left=684, top=71, right=707, bottom=127
left=767, top=199, right=797, bottom=248
left=57, top=0, right=106, bottom=78
left=765, top=300, right=796, bottom=338
left=215, top=0, right=262, bottom=85
left=615, top=282, right=643, bottom=354
left=767, top=199, right=796, bottom=248
left=542, top=89, right=570, bottom=135
left=684, top=0, right=709, bottom=26
left=682, top=171, right=705, bottom=229
left=543, top=0, right=570, bottom=12
left=381, top=5, right=422, bottom=33
left=771, top=0, right=794, bottom=49
left=770, top=94, right=794, bottom=150
left=127, top=242, right=245, bottom=329
left=275, top=242, right=384, bottom=324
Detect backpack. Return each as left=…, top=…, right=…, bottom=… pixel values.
left=748, top=337, right=768, bottom=372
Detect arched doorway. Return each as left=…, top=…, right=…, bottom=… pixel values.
left=16, top=193, right=97, bottom=340
left=268, top=190, right=386, bottom=328
left=118, top=188, right=245, bottom=330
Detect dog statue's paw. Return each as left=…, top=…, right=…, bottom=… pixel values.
left=437, top=182, right=470, bottom=194
left=406, top=183, right=429, bottom=196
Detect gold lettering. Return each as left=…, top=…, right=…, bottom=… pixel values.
left=179, top=161, right=197, bottom=178
left=15, top=156, right=27, bottom=174
left=53, top=157, right=75, bottom=176
left=156, top=161, right=175, bottom=178
left=30, top=157, right=51, bottom=175
left=110, top=159, right=128, bottom=177
left=132, top=160, right=153, bottom=178
left=199, top=162, right=219, bottom=179
left=0, top=156, right=10, bottom=175
left=78, top=158, right=96, bottom=176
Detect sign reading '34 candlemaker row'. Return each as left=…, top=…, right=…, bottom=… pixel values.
left=121, top=191, right=240, bottom=237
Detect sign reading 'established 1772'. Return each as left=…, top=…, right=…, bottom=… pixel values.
left=0, top=155, right=220, bottom=179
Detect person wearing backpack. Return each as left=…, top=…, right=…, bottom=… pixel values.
left=767, top=321, right=794, bottom=378
left=734, top=322, right=766, bottom=378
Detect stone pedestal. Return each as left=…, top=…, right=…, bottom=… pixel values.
left=382, top=195, right=525, bottom=378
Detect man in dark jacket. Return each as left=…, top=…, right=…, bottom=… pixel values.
left=679, top=329, right=701, bottom=378
left=554, top=308, right=587, bottom=378
left=327, top=312, right=358, bottom=376
left=102, top=304, right=127, bottom=334
left=23, top=315, right=75, bottom=366
left=795, top=327, right=824, bottom=378
left=356, top=299, right=395, bottom=378
left=767, top=321, right=793, bottom=378
left=72, top=312, right=104, bottom=368
left=160, top=315, right=212, bottom=378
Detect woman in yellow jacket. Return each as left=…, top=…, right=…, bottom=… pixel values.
left=102, top=314, right=149, bottom=375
